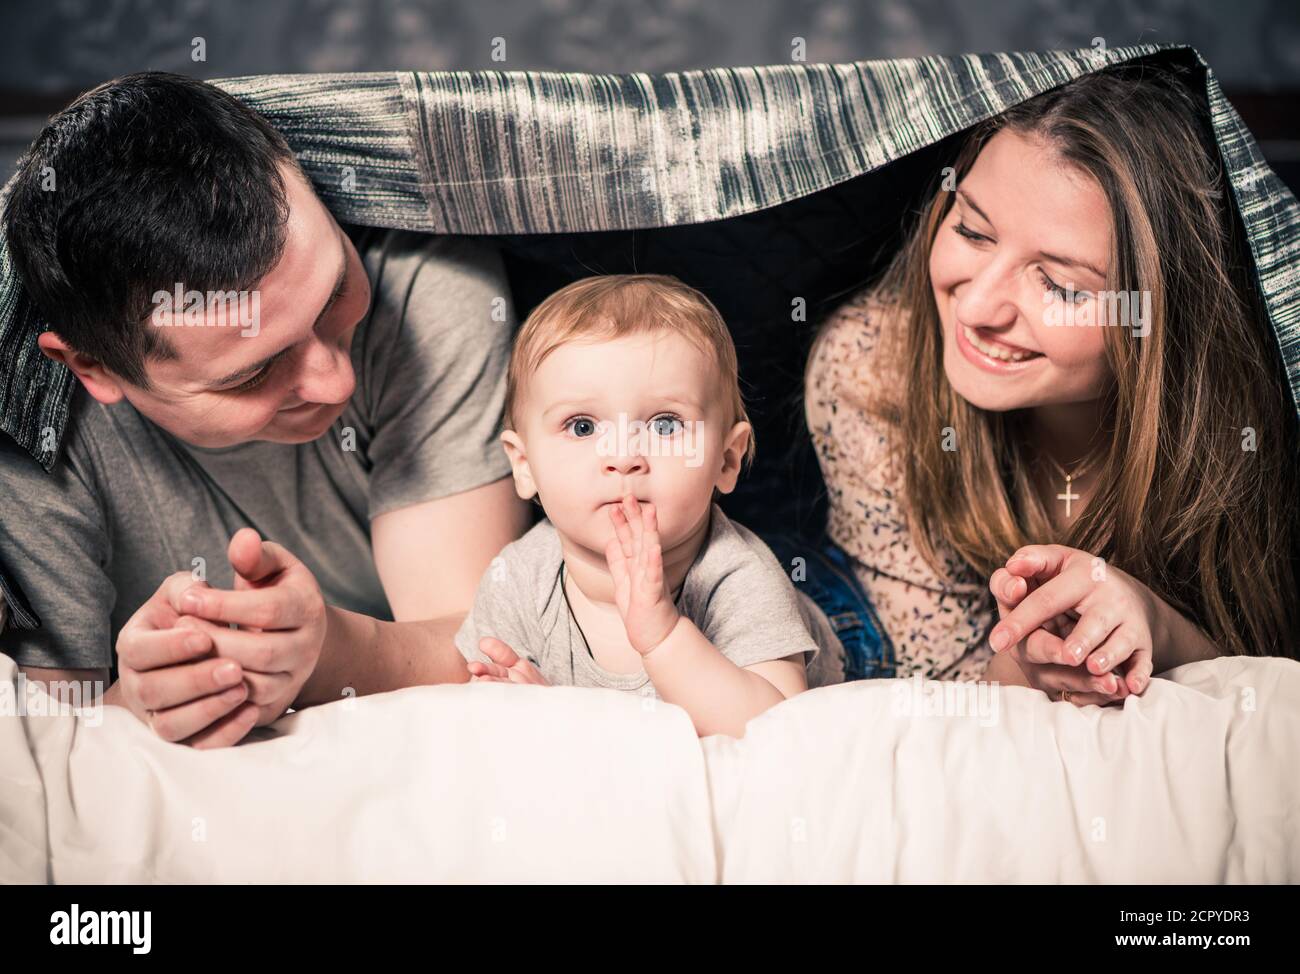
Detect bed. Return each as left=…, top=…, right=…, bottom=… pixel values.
left=3, top=650, right=1297, bottom=883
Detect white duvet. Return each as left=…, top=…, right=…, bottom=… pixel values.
left=2, top=652, right=1297, bottom=883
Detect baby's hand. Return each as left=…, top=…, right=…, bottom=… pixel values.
left=467, top=636, right=549, bottom=685
left=605, top=491, right=680, bottom=656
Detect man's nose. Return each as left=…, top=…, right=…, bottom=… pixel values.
left=295, top=338, right=355, bottom=405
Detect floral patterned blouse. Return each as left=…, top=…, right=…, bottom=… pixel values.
left=805, top=288, right=997, bottom=682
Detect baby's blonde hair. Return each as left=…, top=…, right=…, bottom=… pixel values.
left=505, top=273, right=756, bottom=470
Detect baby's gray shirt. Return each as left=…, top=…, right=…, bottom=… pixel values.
left=454, top=503, right=843, bottom=696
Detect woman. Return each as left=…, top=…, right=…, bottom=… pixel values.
left=805, top=63, right=1300, bottom=705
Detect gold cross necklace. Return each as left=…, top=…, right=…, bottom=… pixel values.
left=1042, top=449, right=1101, bottom=519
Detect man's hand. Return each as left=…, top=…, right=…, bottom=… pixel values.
left=173, top=527, right=328, bottom=728
left=115, top=572, right=258, bottom=748
left=114, top=527, right=328, bottom=747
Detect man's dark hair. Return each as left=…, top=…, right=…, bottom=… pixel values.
left=3, top=71, right=299, bottom=388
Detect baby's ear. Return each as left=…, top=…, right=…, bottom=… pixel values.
left=714, top=421, right=753, bottom=495
left=499, top=429, right=539, bottom=502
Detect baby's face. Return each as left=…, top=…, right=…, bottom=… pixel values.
left=504, top=330, right=749, bottom=556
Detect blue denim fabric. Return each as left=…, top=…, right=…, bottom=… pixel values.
left=759, top=531, right=895, bottom=681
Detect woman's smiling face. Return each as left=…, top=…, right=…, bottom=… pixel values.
left=929, top=127, right=1115, bottom=412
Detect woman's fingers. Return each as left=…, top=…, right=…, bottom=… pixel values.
left=1060, top=608, right=1123, bottom=667
left=1061, top=692, right=1123, bottom=708
left=1004, top=545, right=1071, bottom=582
left=989, top=569, right=1090, bottom=653
left=1121, top=646, right=1154, bottom=694
left=1079, top=621, right=1141, bottom=675
left=989, top=567, right=1026, bottom=615
left=1024, top=661, right=1120, bottom=695
left=1016, top=627, right=1070, bottom=665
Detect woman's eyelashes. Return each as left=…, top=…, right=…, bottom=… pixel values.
left=953, top=220, right=991, bottom=244
left=1038, top=268, right=1090, bottom=304
left=953, top=221, right=1092, bottom=304
left=561, top=413, right=685, bottom=438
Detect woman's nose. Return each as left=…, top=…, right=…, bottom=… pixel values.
left=955, top=259, right=1018, bottom=330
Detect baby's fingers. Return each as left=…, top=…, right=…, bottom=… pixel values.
left=478, top=636, right=521, bottom=669
left=605, top=536, right=630, bottom=591
left=621, top=493, right=645, bottom=550
left=468, top=658, right=511, bottom=680
left=608, top=504, right=635, bottom=560
left=507, top=659, right=549, bottom=686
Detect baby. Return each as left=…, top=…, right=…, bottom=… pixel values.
left=454, top=274, right=843, bottom=737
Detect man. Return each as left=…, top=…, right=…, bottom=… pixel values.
left=0, top=71, right=532, bottom=746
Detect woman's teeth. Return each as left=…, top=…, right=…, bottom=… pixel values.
left=962, top=324, right=1039, bottom=362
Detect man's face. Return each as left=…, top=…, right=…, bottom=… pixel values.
left=118, top=162, right=371, bottom=447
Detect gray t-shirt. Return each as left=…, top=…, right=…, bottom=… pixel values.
left=0, top=226, right=515, bottom=671
left=454, top=503, right=843, bottom=696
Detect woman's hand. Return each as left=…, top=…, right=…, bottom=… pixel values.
left=467, top=636, right=549, bottom=685
left=987, top=544, right=1155, bottom=707
left=605, top=491, right=681, bottom=656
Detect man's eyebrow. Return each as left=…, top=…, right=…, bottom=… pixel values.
left=959, top=189, right=1106, bottom=280
left=208, top=229, right=349, bottom=389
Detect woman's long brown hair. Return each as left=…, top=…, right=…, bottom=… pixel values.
left=814, top=62, right=1300, bottom=658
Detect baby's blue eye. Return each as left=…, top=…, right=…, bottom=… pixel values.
left=650, top=415, right=682, bottom=436
left=567, top=417, right=597, bottom=437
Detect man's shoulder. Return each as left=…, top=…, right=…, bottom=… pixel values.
left=345, top=223, right=512, bottom=354
left=344, top=223, right=505, bottom=288
left=0, top=385, right=136, bottom=494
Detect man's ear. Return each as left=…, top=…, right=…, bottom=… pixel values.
left=499, top=429, right=540, bottom=502
left=714, top=420, right=753, bottom=496
left=37, top=331, right=125, bottom=405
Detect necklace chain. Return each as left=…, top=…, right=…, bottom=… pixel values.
left=1042, top=446, right=1102, bottom=519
